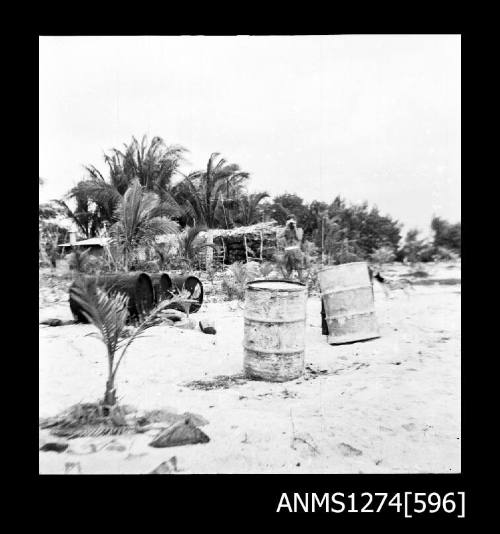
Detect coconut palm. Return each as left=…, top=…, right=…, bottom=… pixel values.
left=174, top=153, right=249, bottom=266
left=69, top=281, right=187, bottom=407
left=110, top=179, right=179, bottom=270
left=55, top=189, right=107, bottom=238
left=81, top=135, right=186, bottom=214
left=106, top=135, right=186, bottom=197
left=176, top=153, right=249, bottom=228
left=68, top=247, right=92, bottom=273
left=59, top=136, right=187, bottom=237
left=176, top=225, right=217, bottom=268
left=237, top=192, right=270, bottom=226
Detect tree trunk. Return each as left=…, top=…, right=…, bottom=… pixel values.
left=104, top=378, right=117, bottom=406
left=103, top=350, right=116, bottom=406
left=205, top=229, right=214, bottom=269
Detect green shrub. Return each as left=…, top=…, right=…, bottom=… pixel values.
left=221, top=277, right=244, bottom=301
left=370, top=246, right=396, bottom=265
left=431, top=246, right=460, bottom=262
left=221, top=261, right=262, bottom=301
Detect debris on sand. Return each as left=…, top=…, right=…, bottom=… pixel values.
left=412, top=278, right=461, bottom=286
left=40, top=402, right=136, bottom=439
left=39, top=318, right=75, bottom=327
left=408, top=269, right=429, bottom=278
left=149, top=419, right=210, bottom=448
left=199, top=320, right=216, bottom=335
left=40, top=442, right=69, bottom=453
left=161, top=310, right=186, bottom=322
left=291, top=433, right=320, bottom=456
left=149, top=456, right=178, bottom=474
left=304, top=364, right=329, bottom=378
left=136, top=409, right=209, bottom=428
left=104, top=440, right=128, bottom=452
left=185, top=374, right=248, bottom=390
left=67, top=442, right=104, bottom=455
left=182, top=412, right=209, bottom=427
left=64, top=461, right=82, bottom=474
left=338, top=442, right=363, bottom=457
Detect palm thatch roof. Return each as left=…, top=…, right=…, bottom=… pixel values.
left=202, top=221, right=279, bottom=238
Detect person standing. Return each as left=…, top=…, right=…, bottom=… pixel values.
left=283, top=218, right=304, bottom=280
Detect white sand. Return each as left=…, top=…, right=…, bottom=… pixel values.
left=39, top=263, right=461, bottom=474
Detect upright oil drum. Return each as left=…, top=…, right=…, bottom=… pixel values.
left=243, top=280, right=307, bottom=382
left=319, top=262, right=379, bottom=345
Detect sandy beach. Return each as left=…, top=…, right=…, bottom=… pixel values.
left=39, top=262, right=461, bottom=474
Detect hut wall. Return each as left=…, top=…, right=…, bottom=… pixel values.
left=214, top=232, right=278, bottom=264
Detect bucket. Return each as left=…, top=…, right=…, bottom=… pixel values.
left=243, top=279, right=307, bottom=382
left=318, top=262, right=379, bottom=344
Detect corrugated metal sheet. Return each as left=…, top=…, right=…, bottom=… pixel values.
left=58, top=237, right=111, bottom=247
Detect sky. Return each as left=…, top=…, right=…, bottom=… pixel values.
left=39, top=35, right=460, bottom=235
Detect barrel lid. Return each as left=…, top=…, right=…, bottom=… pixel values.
left=246, top=279, right=306, bottom=291
left=318, top=261, right=367, bottom=274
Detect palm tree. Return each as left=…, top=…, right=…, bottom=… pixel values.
left=111, top=179, right=179, bottom=270
left=104, top=135, right=186, bottom=197
left=59, top=135, right=187, bottom=237
left=69, top=281, right=187, bottom=407
left=175, top=153, right=249, bottom=266
left=237, top=192, right=269, bottom=226
left=176, top=153, right=249, bottom=228
left=176, top=225, right=217, bottom=268
left=55, top=194, right=101, bottom=238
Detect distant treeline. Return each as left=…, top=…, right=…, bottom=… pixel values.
left=39, top=135, right=461, bottom=265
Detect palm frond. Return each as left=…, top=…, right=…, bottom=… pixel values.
left=69, top=282, right=129, bottom=360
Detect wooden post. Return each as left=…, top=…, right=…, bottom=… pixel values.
left=206, top=229, right=214, bottom=269
left=260, top=231, right=263, bottom=261
left=244, top=234, right=249, bottom=263
left=321, top=217, right=325, bottom=265
left=222, top=237, right=226, bottom=264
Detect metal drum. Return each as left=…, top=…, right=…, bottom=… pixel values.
left=69, top=272, right=154, bottom=324
left=243, top=279, right=307, bottom=382
left=168, top=274, right=204, bottom=314
left=319, top=262, right=379, bottom=345
left=149, top=272, right=173, bottom=304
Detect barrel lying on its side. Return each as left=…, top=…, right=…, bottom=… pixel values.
left=243, top=279, right=307, bottom=382
left=149, top=272, right=173, bottom=304
left=69, top=272, right=154, bottom=323
left=167, top=274, right=204, bottom=314
left=319, top=262, right=379, bottom=345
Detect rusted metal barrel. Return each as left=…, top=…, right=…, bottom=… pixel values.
left=243, top=279, right=307, bottom=382
left=149, top=272, right=173, bottom=303
left=318, top=262, right=379, bottom=345
left=168, top=274, right=204, bottom=314
left=69, top=272, right=155, bottom=323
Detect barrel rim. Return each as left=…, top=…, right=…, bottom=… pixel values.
left=318, top=261, right=368, bottom=274
left=246, top=278, right=306, bottom=291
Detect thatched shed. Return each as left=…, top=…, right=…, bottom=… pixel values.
left=153, top=221, right=291, bottom=267
left=205, top=221, right=282, bottom=265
